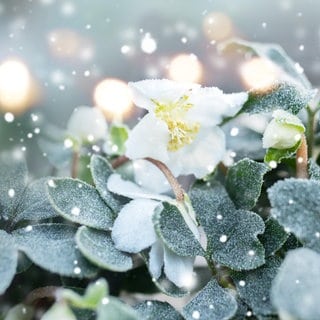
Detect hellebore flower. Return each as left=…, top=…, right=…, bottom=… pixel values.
left=262, top=110, right=305, bottom=149
left=125, top=79, right=248, bottom=178
left=107, top=173, right=199, bottom=287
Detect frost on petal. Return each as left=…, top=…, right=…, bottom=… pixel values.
left=107, top=174, right=171, bottom=202
left=125, top=113, right=170, bottom=162
left=111, top=199, right=158, bottom=253
left=67, top=106, right=107, bottom=143
left=163, top=246, right=195, bottom=287
left=128, top=79, right=199, bottom=112
left=168, top=127, right=226, bottom=178
left=149, top=240, right=164, bottom=280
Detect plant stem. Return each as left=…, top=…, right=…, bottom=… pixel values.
left=111, top=155, right=129, bottom=169
left=296, top=134, right=308, bottom=179
left=306, top=105, right=316, bottom=158
left=145, top=157, right=185, bottom=202
left=71, top=150, right=79, bottom=178
left=24, top=286, right=59, bottom=305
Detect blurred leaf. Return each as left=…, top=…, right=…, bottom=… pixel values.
left=106, top=125, right=129, bottom=156
left=90, top=155, right=122, bottom=213
left=76, top=226, right=132, bottom=272
left=41, top=302, right=76, bottom=320
left=134, top=301, right=183, bottom=320
left=153, top=203, right=204, bottom=257
left=0, top=230, right=18, bottom=294
left=191, top=183, right=265, bottom=270
left=271, top=248, right=320, bottom=320
left=182, top=279, right=237, bottom=320
left=231, top=256, right=281, bottom=317
left=268, top=178, right=320, bottom=252
left=47, top=178, right=114, bottom=230
left=4, top=304, right=34, bottom=320
left=226, top=158, right=269, bottom=210
left=13, top=224, right=97, bottom=278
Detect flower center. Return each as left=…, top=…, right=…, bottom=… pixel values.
left=152, top=94, right=200, bottom=151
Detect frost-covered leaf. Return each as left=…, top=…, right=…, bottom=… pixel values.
left=231, top=256, right=281, bottom=317
left=47, top=178, right=114, bottom=230
left=230, top=298, right=249, bottom=320
left=13, top=224, right=97, bottom=278
left=153, top=203, right=204, bottom=257
left=309, top=159, right=320, bottom=181
left=97, top=297, right=139, bottom=320
left=0, top=153, right=27, bottom=220
left=226, top=158, right=269, bottom=210
left=42, top=302, right=76, bottom=320
left=264, top=140, right=300, bottom=164
left=224, top=39, right=312, bottom=89
left=271, top=248, right=320, bottom=320
left=62, top=278, right=108, bottom=310
left=90, top=155, right=122, bottom=213
left=14, top=178, right=59, bottom=223
left=268, top=178, right=320, bottom=252
left=76, top=226, right=132, bottom=272
left=0, top=230, right=18, bottom=294
left=134, top=301, right=183, bottom=320
left=259, top=218, right=288, bottom=257
left=191, top=183, right=265, bottom=270
left=242, top=82, right=313, bottom=115
left=182, top=279, right=237, bottom=320
left=4, top=304, right=34, bottom=320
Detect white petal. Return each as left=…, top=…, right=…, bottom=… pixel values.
left=168, top=127, right=226, bottom=178
left=107, top=173, right=172, bottom=202
left=128, top=79, right=199, bottom=112
left=163, top=246, right=195, bottom=287
left=148, top=240, right=164, bottom=280
left=133, top=159, right=171, bottom=194
left=111, top=199, right=158, bottom=253
left=125, top=113, right=170, bottom=162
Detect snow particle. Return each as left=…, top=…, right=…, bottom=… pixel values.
left=248, top=250, right=255, bottom=256
left=64, top=138, right=73, bottom=148
left=192, top=310, right=200, bottom=319
left=8, top=189, right=15, bottom=198
left=73, top=267, right=81, bottom=274
left=4, top=112, right=14, bottom=123
left=102, top=297, right=109, bottom=305
left=239, top=280, right=246, bottom=287
left=141, top=33, right=157, bottom=54
left=71, top=207, right=80, bottom=216
left=219, top=234, right=228, bottom=243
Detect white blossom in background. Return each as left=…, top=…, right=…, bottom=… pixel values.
left=262, top=109, right=305, bottom=149
left=125, top=79, right=248, bottom=178
left=66, top=106, right=107, bottom=144
left=107, top=173, right=199, bottom=288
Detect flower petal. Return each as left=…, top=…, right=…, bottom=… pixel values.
left=111, top=199, right=158, bottom=253
left=125, top=113, right=170, bottom=163
left=128, top=79, right=199, bottom=112
left=148, top=240, right=164, bottom=280
left=107, top=173, right=172, bottom=202
left=163, top=246, right=195, bottom=287
left=168, top=126, right=226, bottom=178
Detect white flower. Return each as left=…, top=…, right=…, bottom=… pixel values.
left=67, top=106, right=108, bottom=144
left=262, top=110, right=305, bottom=149
left=125, top=79, right=248, bottom=178
left=107, top=173, right=199, bottom=287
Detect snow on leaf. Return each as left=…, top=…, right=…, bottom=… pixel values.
left=182, top=279, right=237, bottom=320
left=308, top=159, right=320, bottom=181
left=268, top=178, right=320, bottom=252
left=271, top=248, right=320, bottom=320
left=76, top=226, right=132, bottom=272
left=190, top=183, right=265, bottom=270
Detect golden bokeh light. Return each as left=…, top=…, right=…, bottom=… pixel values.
left=93, top=78, right=133, bottom=121
left=203, top=12, right=233, bottom=42
left=239, top=57, right=279, bottom=90
left=0, top=59, right=38, bottom=114
left=167, top=54, right=204, bottom=83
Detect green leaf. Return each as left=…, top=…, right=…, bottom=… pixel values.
left=268, top=178, right=320, bottom=252
left=106, top=124, right=129, bottom=156
left=231, top=256, right=282, bottom=317
left=191, top=183, right=265, bottom=270
left=242, top=82, right=313, bottom=115
left=0, top=153, right=27, bottom=220
left=41, top=302, right=76, bottom=320
left=182, top=279, right=237, bottom=320
left=13, top=224, right=97, bottom=278
left=271, top=248, right=320, bottom=320
left=153, top=203, right=204, bottom=257
left=226, top=158, right=269, bottom=210
left=4, top=304, right=34, bottom=320
left=47, top=178, right=114, bottom=230
left=76, top=226, right=132, bottom=272
left=259, top=218, right=289, bottom=257
left=264, top=140, right=301, bottom=164
left=134, top=301, right=183, bottom=320
left=97, top=297, right=139, bottom=320
left=90, top=155, right=122, bottom=213
left=308, top=159, right=320, bottom=181
left=0, top=230, right=18, bottom=294
left=62, top=278, right=108, bottom=310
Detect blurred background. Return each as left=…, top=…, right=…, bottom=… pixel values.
left=0, top=0, right=318, bottom=175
